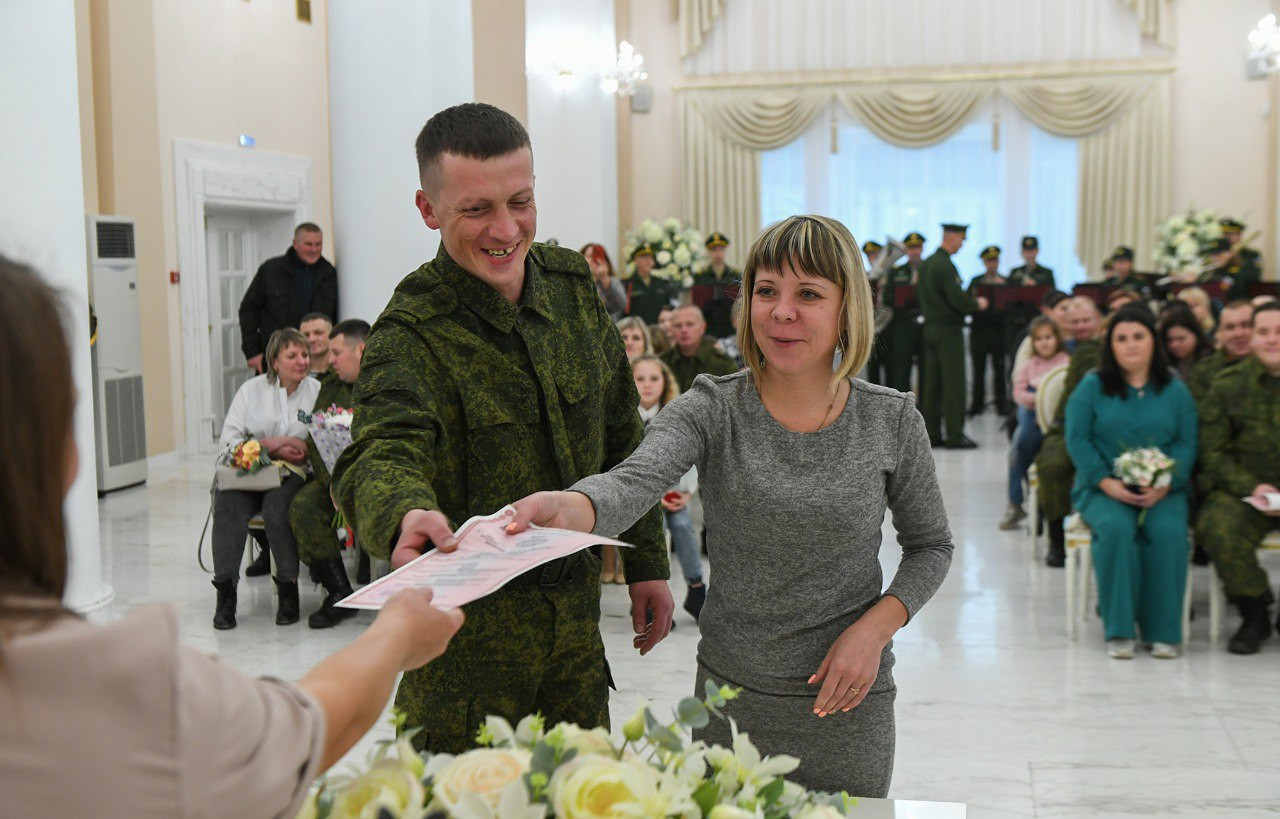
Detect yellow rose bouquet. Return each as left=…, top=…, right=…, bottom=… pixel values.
left=230, top=438, right=271, bottom=475
left=298, top=684, right=860, bottom=818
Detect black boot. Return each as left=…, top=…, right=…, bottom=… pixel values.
left=274, top=578, right=300, bottom=625
left=1228, top=597, right=1273, bottom=655
left=245, top=538, right=272, bottom=577
left=1045, top=517, right=1065, bottom=568
left=355, top=549, right=371, bottom=585
left=308, top=559, right=358, bottom=629
left=683, top=583, right=707, bottom=622
left=212, top=579, right=237, bottom=630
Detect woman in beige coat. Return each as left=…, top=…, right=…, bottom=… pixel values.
left=0, top=255, right=464, bottom=817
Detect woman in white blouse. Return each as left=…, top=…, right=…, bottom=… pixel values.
left=213, top=327, right=320, bottom=629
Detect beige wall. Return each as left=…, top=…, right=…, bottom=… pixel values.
left=472, top=0, right=528, bottom=124
left=83, top=0, right=334, bottom=455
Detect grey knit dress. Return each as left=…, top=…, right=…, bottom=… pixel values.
left=571, top=371, right=954, bottom=797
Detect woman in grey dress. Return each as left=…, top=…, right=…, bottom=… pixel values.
left=508, top=215, right=954, bottom=797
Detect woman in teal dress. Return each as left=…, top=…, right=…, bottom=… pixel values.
left=1065, top=304, right=1198, bottom=659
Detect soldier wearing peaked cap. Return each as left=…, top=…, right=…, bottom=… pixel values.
left=966, top=245, right=1009, bottom=416
left=625, top=242, right=679, bottom=325
left=880, top=231, right=926, bottom=392
left=863, top=240, right=886, bottom=383
left=693, top=232, right=740, bottom=338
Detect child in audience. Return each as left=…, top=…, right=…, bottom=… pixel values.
left=629, top=354, right=707, bottom=620
left=1002, top=317, right=1070, bottom=532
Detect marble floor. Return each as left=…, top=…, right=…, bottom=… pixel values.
left=96, top=413, right=1280, bottom=817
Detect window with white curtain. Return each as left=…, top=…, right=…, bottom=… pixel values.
left=761, top=102, right=1086, bottom=288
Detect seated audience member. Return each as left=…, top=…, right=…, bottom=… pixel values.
left=582, top=243, right=626, bottom=321
left=661, top=304, right=738, bottom=392
left=1008, top=289, right=1070, bottom=384
left=1065, top=304, right=1197, bottom=659
left=657, top=305, right=677, bottom=339
left=1159, top=302, right=1213, bottom=381
left=1252, top=293, right=1278, bottom=308
left=1034, top=299, right=1105, bottom=567
left=1106, top=287, right=1141, bottom=313
left=1194, top=302, right=1280, bottom=655
left=1188, top=301, right=1254, bottom=403
left=213, top=328, right=320, bottom=629
left=616, top=316, right=653, bottom=362
left=1175, top=286, right=1216, bottom=337
left=0, top=255, right=463, bottom=816
left=1002, top=317, right=1070, bottom=530
left=290, top=319, right=370, bottom=628
left=649, top=324, right=672, bottom=356
left=300, top=312, right=334, bottom=375
left=631, top=354, right=707, bottom=619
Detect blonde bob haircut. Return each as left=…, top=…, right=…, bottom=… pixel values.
left=263, top=327, right=309, bottom=385
left=736, top=215, right=875, bottom=392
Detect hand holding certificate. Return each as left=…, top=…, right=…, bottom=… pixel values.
left=338, top=506, right=632, bottom=611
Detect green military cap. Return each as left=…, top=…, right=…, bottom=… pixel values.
left=631, top=243, right=656, bottom=260
left=979, top=245, right=1000, bottom=260
left=940, top=223, right=968, bottom=235
left=862, top=240, right=884, bottom=255
left=1208, top=237, right=1232, bottom=254
left=1111, top=246, right=1134, bottom=261
left=1021, top=236, right=1038, bottom=250
left=1220, top=217, right=1245, bottom=233
left=705, top=232, right=729, bottom=248
left=903, top=231, right=926, bottom=247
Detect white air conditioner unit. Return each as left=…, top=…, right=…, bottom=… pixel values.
left=88, top=215, right=148, bottom=494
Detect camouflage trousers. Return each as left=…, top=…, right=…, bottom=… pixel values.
left=289, top=479, right=342, bottom=566
left=1195, top=491, right=1278, bottom=603
left=399, top=552, right=611, bottom=754
left=1033, top=431, right=1074, bottom=522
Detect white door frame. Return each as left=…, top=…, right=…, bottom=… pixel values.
left=174, top=139, right=312, bottom=455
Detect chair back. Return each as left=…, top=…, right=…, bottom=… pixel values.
left=1034, top=364, right=1070, bottom=435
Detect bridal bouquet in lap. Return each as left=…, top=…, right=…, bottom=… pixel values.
left=299, top=685, right=858, bottom=819
left=1113, top=446, right=1176, bottom=524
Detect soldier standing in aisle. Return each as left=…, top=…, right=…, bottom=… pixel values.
left=918, top=224, right=988, bottom=448
left=882, top=231, right=926, bottom=393
left=967, top=245, right=1009, bottom=416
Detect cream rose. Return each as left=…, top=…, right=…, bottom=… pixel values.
left=431, top=748, right=531, bottom=812
left=643, top=222, right=664, bottom=243
left=549, top=755, right=657, bottom=818
left=328, top=758, right=427, bottom=819
left=557, top=724, right=617, bottom=757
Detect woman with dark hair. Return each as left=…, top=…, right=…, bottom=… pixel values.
left=0, top=255, right=463, bottom=816
left=582, top=242, right=626, bottom=320
left=1159, top=301, right=1212, bottom=380
left=212, top=327, right=319, bottom=629
left=1065, top=303, right=1198, bottom=659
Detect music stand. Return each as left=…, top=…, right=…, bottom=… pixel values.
left=1072, top=283, right=1115, bottom=309
left=1248, top=282, right=1280, bottom=299
left=893, top=285, right=918, bottom=310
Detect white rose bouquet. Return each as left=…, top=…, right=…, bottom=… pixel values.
left=1113, top=446, right=1176, bottom=524
left=1153, top=208, right=1223, bottom=278
left=622, top=218, right=709, bottom=288
left=298, top=683, right=861, bottom=818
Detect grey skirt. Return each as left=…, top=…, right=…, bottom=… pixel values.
left=693, top=663, right=896, bottom=798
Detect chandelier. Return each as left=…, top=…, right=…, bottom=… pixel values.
left=601, top=41, right=648, bottom=96
left=1247, top=14, right=1280, bottom=75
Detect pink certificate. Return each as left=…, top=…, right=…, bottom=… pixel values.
left=336, top=506, right=633, bottom=610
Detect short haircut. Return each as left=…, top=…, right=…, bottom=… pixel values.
left=330, top=318, right=371, bottom=345
left=415, top=103, right=531, bottom=191
left=1069, top=295, right=1102, bottom=317
left=1252, top=300, right=1280, bottom=326
left=263, top=328, right=308, bottom=385
left=1096, top=303, right=1172, bottom=398
left=1041, top=289, right=1069, bottom=309
left=294, top=222, right=322, bottom=238
left=672, top=304, right=705, bottom=321
left=300, top=312, right=332, bottom=327
left=738, top=215, right=874, bottom=389
left=615, top=317, right=652, bottom=354
left=1221, top=299, right=1254, bottom=317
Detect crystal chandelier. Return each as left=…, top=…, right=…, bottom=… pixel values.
left=1247, top=14, right=1280, bottom=75
left=601, top=41, right=648, bottom=96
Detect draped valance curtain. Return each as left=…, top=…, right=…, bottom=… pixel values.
left=681, top=71, right=1171, bottom=276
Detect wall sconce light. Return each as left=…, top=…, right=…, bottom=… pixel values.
left=601, top=40, right=648, bottom=96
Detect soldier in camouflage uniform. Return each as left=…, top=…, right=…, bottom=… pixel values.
left=917, top=224, right=987, bottom=448
left=332, top=104, right=671, bottom=753
left=662, top=304, right=739, bottom=392
left=1193, top=302, right=1280, bottom=654
left=1033, top=297, right=1104, bottom=566
left=290, top=319, right=368, bottom=628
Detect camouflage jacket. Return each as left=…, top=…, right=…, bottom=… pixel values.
left=333, top=243, right=667, bottom=579
left=306, top=372, right=354, bottom=487
left=1198, top=356, right=1280, bottom=498
left=918, top=249, right=979, bottom=325
left=661, top=337, right=739, bottom=393
left=1048, top=338, right=1103, bottom=430
left=1186, top=349, right=1246, bottom=406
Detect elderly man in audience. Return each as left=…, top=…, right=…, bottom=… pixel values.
left=661, top=303, right=739, bottom=392
left=1032, top=296, right=1104, bottom=567
left=290, top=319, right=370, bottom=628
left=300, top=311, right=334, bottom=375
left=1194, top=302, right=1280, bottom=655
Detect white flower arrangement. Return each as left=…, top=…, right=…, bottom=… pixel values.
left=622, top=218, right=709, bottom=288
left=1153, top=208, right=1223, bottom=276
left=298, top=684, right=860, bottom=818
left=1113, top=446, right=1176, bottom=524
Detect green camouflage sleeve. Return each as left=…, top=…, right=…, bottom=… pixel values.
left=333, top=321, right=443, bottom=560
left=1198, top=375, right=1260, bottom=499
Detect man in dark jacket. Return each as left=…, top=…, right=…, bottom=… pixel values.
left=238, top=223, right=338, bottom=373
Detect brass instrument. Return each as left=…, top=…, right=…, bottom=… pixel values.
left=1158, top=229, right=1262, bottom=284
left=871, top=237, right=906, bottom=334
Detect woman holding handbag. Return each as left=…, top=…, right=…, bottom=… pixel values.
left=213, top=327, right=320, bottom=628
